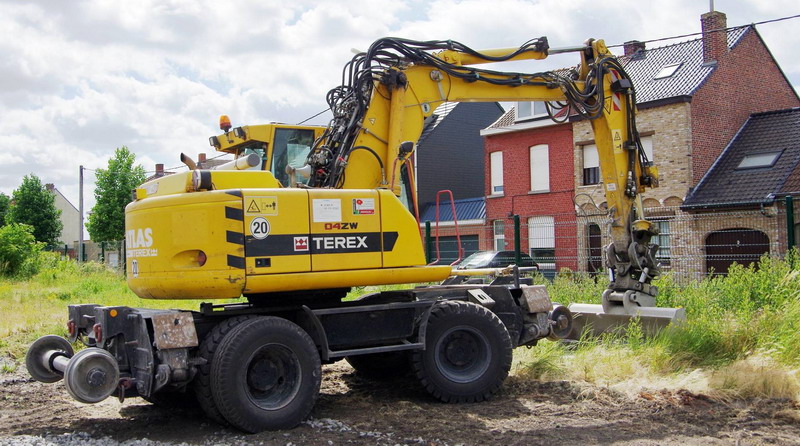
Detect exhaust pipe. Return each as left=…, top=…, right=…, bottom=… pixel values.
left=26, top=335, right=120, bottom=404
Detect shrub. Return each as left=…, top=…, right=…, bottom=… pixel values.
left=0, top=223, right=43, bottom=277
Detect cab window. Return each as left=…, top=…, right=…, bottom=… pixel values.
left=271, top=128, right=316, bottom=186
left=238, top=143, right=267, bottom=170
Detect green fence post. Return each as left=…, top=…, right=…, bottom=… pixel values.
left=425, top=221, right=432, bottom=264
left=787, top=195, right=795, bottom=251
left=513, top=214, right=521, bottom=266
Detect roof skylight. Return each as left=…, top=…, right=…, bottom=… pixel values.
left=736, top=151, right=782, bottom=170
left=654, top=63, right=682, bottom=79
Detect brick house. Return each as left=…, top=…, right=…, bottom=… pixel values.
left=484, top=9, right=799, bottom=278
left=682, top=107, right=800, bottom=274
left=481, top=105, right=577, bottom=277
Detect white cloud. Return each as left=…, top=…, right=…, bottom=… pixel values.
left=0, top=0, right=797, bottom=239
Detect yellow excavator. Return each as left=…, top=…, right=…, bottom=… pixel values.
left=26, top=36, right=683, bottom=433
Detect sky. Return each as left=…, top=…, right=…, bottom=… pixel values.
left=1, top=0, right=798, bottom=239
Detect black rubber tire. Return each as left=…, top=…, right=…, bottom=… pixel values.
left=210, top=316, right=321, bottom=432
left=411, top=301, right=512, bottom=403
left=193, top=315, right=255, bottom=425
left=345, top=351, right=411, bottom=379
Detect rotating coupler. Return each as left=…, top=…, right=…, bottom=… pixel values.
left=25, top=335, right=120, bottom=404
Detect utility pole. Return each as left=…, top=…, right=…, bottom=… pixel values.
left=78, top=165, right=84, bottom=263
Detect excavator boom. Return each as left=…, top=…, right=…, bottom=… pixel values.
left=306, top=36, right=682, bottom=336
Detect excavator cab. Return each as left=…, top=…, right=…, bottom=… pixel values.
left=207, top=118, right=325, bottom=187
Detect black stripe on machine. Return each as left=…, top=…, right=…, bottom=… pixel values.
left=227, top=255, right=245, bottom=269
left=246, top=232, right=399, bottom=256
left=226, top=231, right=245, bottom=245
left=225, top=206, right=243, bottom=221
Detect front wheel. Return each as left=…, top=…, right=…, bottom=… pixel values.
left=412, top=301, right=512, bottom=403
left=210, top=316, right=321, bottom=432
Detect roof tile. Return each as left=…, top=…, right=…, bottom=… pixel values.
left=623, top=27, right=749, bottom=103
left=419, top=196, right=486, bottom=222
left=683, top=107, right=800, bottom=208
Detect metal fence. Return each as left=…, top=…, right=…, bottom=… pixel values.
left=49, top=240, right=125, bottom=271
left=425, top=197, right=799, bottom=283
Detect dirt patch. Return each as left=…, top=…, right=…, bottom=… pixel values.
left=1, top=362, right=799, bottom=445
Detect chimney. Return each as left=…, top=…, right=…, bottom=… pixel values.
left=155, top=163, right=164, bottom=175
left=623, top=40, right=645, bottom=57
left=701, top=10, right=727, bottom=64
left=45, top=183, right=55, bottom=192
left=198, top=153, right=207, bottom=163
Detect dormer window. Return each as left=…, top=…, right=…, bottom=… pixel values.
left=516, top=101, right=548, bottom=121
left=654, top=63, right=682, bottom=79
left=736, top=151, right=782, bottom=170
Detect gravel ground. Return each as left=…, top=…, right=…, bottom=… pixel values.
left=2, top=361, right=800, bottom=445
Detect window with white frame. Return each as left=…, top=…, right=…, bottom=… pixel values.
left=582, top=144, right=599, bottom=185
left=490, top=151, right=504, bottom=195
left=582, top=136, right=654, bottom=186
left=736, top=151, right=782, bottom=169
left=529, top=144, right=549, bottom=192
left=528, top=216, right=555, bottom=271
left=493, top=220, right=505, bottom=251
left=516, top=101, right=548, bottom=121
left=640, top=135, right=654, bottom=165
left=651, top=220, right=671, bottom=264
left=654, top=63, right=682, bottom=80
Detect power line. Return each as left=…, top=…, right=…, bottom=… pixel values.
left=296, top=108, right=330, bottom=125
left=607, top=13, right=800, bottom=49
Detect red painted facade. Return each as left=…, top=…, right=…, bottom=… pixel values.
left=483, top=122, right=577, bottom=271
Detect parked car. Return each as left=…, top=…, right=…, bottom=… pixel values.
left=455, top=250, right=538, bottom=270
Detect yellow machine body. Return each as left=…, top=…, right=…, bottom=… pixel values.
left=126, top=169, right=451, bottom=299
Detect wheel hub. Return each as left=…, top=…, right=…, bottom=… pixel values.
left=86, top=368, right=107, bottom=387
left=434, top=326, right=491, bottom=384
left=245, top=344, right=301, bottom=410
left=249, top=359, right=281, bottom=392
left=444, top=333, right=479, bottom=367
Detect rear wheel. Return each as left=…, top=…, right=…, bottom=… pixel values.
left=211, top=316, right=321, bottom=432
left=412, top=301, right=512, bottom=403
left=346, top=351, right=411, bottom=379
left=193, top=315, right=255, bottom=425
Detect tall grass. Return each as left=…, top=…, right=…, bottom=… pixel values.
left=4, top=252, right=800, bottom=400
left=514, top=252, right=800, bottom=400
left=0, top=253, right=221, bottom=359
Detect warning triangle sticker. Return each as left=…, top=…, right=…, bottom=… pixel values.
left=247, top=200, right=261, bottom=213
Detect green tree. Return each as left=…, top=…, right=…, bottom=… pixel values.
left=0, top=192, right=9, bottom=227
left=87, top=146, right=146, bottom=241
left=0, top=223, right=42, bottom=276
left=6, top=174, right=63, bottom=246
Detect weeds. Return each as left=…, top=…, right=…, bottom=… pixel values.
left=3, top=251, right=799, bottom=400
left=513, top=252, right=800, bottom=400
left=0, top=255, right=222, bottom=359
